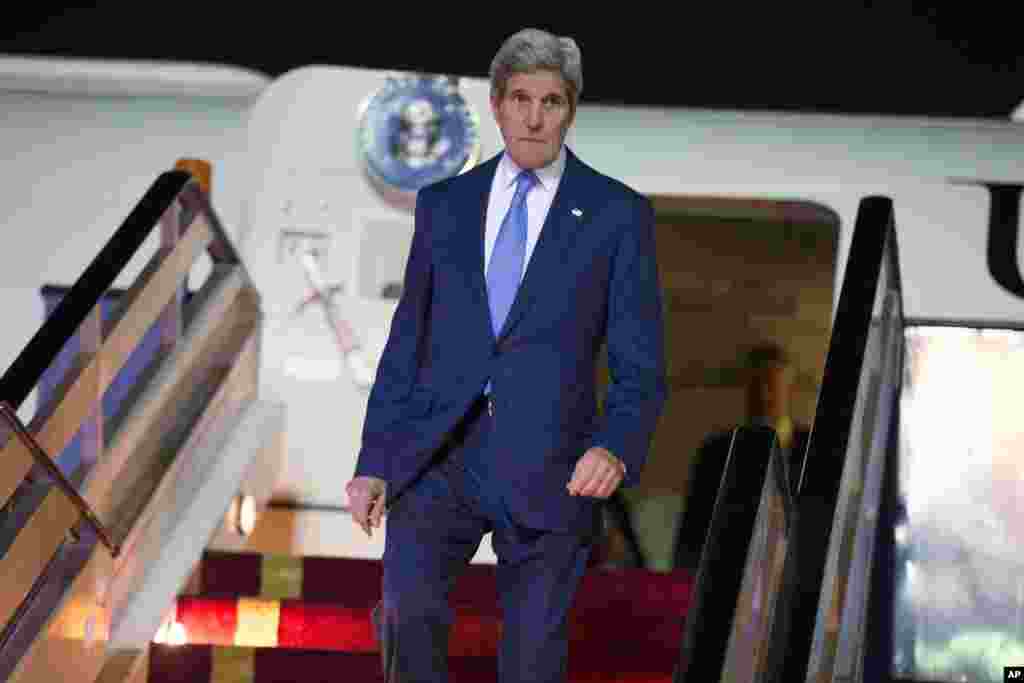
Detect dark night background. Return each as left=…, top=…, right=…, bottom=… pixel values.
left=1, top=4, right=1022, bottom=119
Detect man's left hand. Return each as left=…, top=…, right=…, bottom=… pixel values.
left=567, top=447, right=626, bottom=498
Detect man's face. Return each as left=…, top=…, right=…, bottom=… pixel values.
left=491, top=70, right=575, bottom=170
left=753, top=364, right=793, bottom=420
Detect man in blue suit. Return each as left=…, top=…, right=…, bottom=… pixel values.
left=346, top=27, right=667, bottom=682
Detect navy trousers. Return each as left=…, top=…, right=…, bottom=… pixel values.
left=376, top=396, right=593, bottom=682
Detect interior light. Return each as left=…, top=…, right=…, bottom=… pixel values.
left=154, top=619, right=188, bottom=646
left=235, top=494, right=257, bottom=536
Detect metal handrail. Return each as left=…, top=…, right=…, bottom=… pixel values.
left=0, top=401, right=118, bottom=557
left=0, top=170, right=241, bottom=413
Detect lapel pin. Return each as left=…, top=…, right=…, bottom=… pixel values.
left=571, top=208, right=583, bottom=217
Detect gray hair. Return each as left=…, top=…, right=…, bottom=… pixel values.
left=489, top=28, right=583, bottom=108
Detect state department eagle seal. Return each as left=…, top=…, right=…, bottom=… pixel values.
left=357, top=75, right=481, bottom=195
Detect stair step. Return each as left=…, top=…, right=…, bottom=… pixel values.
left=196, top=552, right=694, bottom=617
left=172, top=553, right=694, bottom=680
left=174, top=596, right=685, bottom=663
left=148, top=644, right=675, bottom=682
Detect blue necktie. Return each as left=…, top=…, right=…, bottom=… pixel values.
left=487, top=169, right=537, bottom=336
left=484, top=169, right=537, bottom=394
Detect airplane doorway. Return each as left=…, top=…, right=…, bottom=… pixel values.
left=597, top=195, right=840, bottom=572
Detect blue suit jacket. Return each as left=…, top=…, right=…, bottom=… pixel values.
left=354, top=148, right=667, bottom=534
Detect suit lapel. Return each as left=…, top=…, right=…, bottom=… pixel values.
left=447, top=155, right=500, bottom=342
left=496, top=150, right=589, bottom=343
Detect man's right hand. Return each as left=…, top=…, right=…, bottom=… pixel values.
left=345, top=476, right=387, bottom=537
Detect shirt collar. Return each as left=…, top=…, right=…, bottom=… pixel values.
left=749, top=415, right=794, bottom=443
left=499, top=145, right=566, bottom=192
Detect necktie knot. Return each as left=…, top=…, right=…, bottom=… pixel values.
left=514, top=170, right=538, bottom=200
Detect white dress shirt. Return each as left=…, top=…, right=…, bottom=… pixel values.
left=484, top=146, right=566, bottom=281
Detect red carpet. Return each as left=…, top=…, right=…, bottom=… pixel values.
left=149, top=644, right=680, bottom=682
left=148, top=553, right=695, bottom=682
